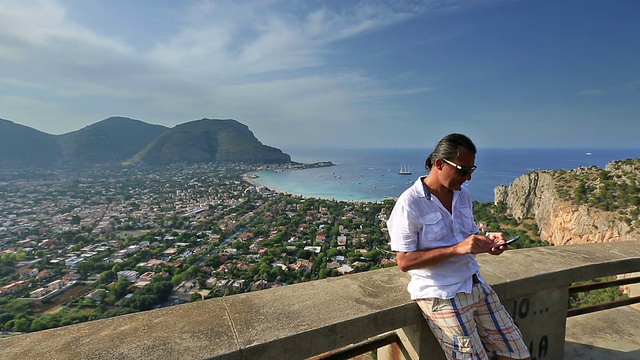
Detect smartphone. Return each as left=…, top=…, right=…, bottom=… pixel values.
left=490, top=235, right=520, bottom=251
left=504, top=235, right=520, bottom=245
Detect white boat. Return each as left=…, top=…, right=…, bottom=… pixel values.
left=398, top=164, right=412, bottom=175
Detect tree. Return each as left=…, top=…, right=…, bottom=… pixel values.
left=151, top=274, right=167, bottom=283
left=76, top=260, right=95, bottom=276
left=1, top=252, right=16, bottom=266
left=205, top=254, right=222, bottom=268
left=13, top=317, right=31, bottom=332
left=186, top=265, right=200, bottom=278
left=98, top=270, right=115, bottom=284
left=30, top=318, right=48, bottom=332
left=326, top=248, right=339, bottom=259
left=364, top=250, right=383, bottom=263
left=109, top=278, right=131, bottom=299
left=72, top=234, right=87, bottom=244
left=172, top=273, right=186, bottom=286
left=574, top=182, right=588, bottom=203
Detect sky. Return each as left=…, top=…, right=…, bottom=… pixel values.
left=0, top=0, right=639, bottom=151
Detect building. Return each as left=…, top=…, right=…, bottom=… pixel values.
left=30, top=287, right=48, bottom=298
left=19, top=268, right=39, bottom=278
left=0, top=280, right=29, bottom=295
left=117, top=270, right=139, bottom=283
left=85, top=289, right=106, bottom=302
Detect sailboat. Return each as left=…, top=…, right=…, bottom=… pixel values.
left=398, top=164, right=412, bottom=175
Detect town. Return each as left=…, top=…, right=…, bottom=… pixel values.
left=0, top=162, right=397, bottom=334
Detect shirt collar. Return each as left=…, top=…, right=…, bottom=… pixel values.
left=417, top=175, right=463, bottom=202
left=416, top=176, right=431, bottom=200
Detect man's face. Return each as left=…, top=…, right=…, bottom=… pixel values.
left=441, top=147, right=476, bottom=191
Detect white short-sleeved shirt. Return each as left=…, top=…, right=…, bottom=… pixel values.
left=387, top=176, right=482, bottom=300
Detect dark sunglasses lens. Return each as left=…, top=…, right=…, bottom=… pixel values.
left=460, top=167, right=475, bottom=176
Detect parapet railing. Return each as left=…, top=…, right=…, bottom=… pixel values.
left=315, top=273, right=640, bottom=360
left=567, top=274, right=640, bottom=317
left=1, top=241, right=639, bottom=360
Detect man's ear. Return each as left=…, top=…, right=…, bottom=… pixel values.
left=433, top=158, right=444, bottom=170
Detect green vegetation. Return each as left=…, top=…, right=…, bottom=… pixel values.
left=1, top=160, right=635, bottom=334
left=568, top=277, right=629, bottom=310
left=473, top=201, right=547, bottom=249
left=0, top=279, right=174, bottom=333
left=554, top=159, right=640, bottom=225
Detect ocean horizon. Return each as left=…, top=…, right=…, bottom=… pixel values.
left=251, top=148, right=640, bottom=203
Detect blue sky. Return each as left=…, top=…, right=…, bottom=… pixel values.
left=0, top=0, right=638, bottom=150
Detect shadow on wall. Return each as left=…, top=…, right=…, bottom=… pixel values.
left=564, top=342, right=640, bottom=360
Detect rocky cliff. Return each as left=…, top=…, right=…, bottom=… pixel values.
left=494, top=159, right=640, bottom=246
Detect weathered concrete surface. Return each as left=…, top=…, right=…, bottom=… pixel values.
left=564, top=304, right=640, bottom=360
left=1, top=241, right=639, bottom=360
left=0, top=266, right=419, bottom=360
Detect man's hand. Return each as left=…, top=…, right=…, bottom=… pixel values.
left=396, top=232, right=508, bottom=272
left=487, top=232, right=507, bottom=255
left=455, top=232, right=506, bottom=255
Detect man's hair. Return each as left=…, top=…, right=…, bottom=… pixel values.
left=425, top=133, right=477, bottom=170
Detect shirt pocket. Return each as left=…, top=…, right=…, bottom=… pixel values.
left=458, top=206, right=476, bottom=234
left=419, top=212, right=446, bottom=241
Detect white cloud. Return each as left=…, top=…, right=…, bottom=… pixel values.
left=0, top=0, right=427, bottom=124
left=0, top=0, right=636, bottom=148
left=147, top=1, right=419, bottom=78
left=0, top=1, right=133, bottom=54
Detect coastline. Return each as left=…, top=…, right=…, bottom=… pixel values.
left=241, top=147, right=640, bottom=204
left=242, top=169, right=390, bottom=204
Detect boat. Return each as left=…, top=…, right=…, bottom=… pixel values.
left=398, top=164, right=412, bottom=175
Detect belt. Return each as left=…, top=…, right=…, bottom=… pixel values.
left=472, top=273, right=481, bottom=284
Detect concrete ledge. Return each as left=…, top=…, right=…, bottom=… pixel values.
left=481, top=241, right=640, bottom=299
left=565, top=305, right=640, bottom=359
left=0, top=266, right=418, bottom=360
left=1, top=241, right=640, bottom=360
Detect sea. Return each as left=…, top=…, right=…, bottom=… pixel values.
left=251, top=148, right=640, bottom=203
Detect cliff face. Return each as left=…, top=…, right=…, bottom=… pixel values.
left=494, top=161, right=640, bottom=246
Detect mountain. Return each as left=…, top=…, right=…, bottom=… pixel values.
left=494, top=159, right=640, bottom=245
left=128, top=119, right=291, bottom=165
left=0, top=117, right=291, bottom=168
left=57, top=117, right=169, bottom=164
left=0, top=119, right=61, bottom=167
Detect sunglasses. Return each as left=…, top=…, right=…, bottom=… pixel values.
left=442, top=158, right=477, bottom=176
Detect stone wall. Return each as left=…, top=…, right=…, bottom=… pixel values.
left=2, top=242, right=640, bottom=360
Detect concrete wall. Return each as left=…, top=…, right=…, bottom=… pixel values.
left=1, top=241, right=640, bottom=360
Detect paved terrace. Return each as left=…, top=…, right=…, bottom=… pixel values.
left=1, top=241, right=640, bottom=360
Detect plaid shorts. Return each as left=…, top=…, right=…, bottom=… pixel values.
left=416, top=282, right=530, bottom=360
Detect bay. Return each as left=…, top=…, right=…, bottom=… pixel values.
left=252, top=148, right=640, bottom=203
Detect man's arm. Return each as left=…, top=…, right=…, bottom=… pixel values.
left=396, top=246, right=459, bottom=271
left=395, top=233, right=504, bottom=272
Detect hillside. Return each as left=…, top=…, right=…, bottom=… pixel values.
left=57, top=117, right=169, bottom=164
left=0, top=119, right=61, bottom=167
left=128, top=118, right=291, bottom=165
left=0, top=117, right=291, bottom=167
left=494, top=158, right=640, bottom=245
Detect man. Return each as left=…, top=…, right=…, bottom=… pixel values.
left=387, top=133, right=531, bottom=360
